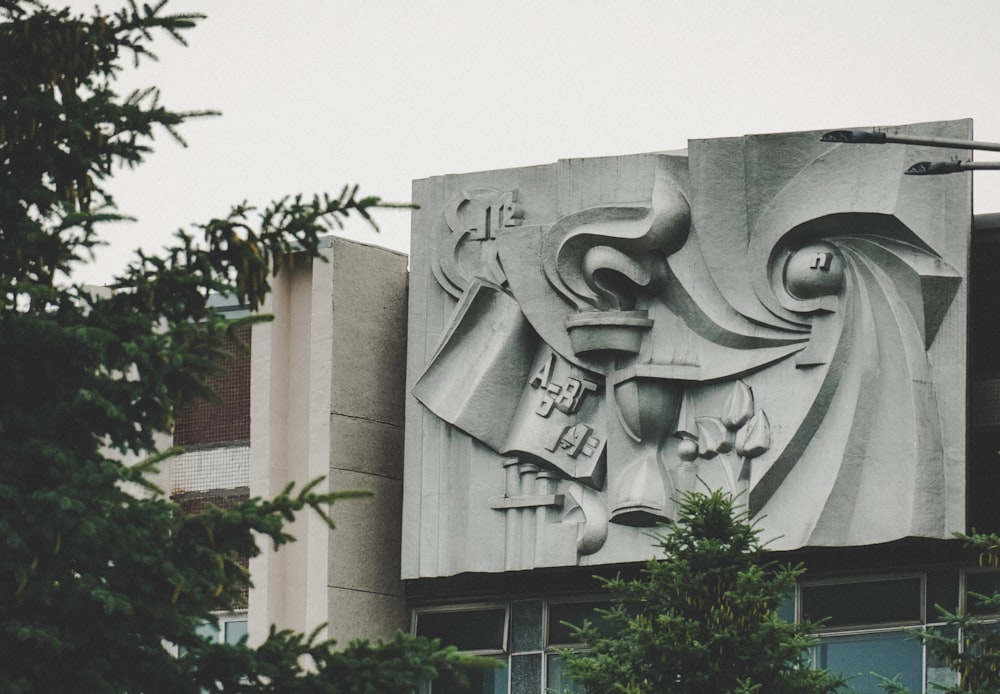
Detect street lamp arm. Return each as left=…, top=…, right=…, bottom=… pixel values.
left=905, top=160, right=1000, bottom=175
left=904, top=161, right=965, bottom=176
left=821, top=129, right=1000, bottom=153
left=820, top=129, right=888, bottom=144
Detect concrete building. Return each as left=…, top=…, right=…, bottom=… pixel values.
left=178, top=120, right=1000, bottom=693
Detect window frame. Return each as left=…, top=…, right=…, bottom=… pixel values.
left=411, top=602, right=510, bottom=656
left=543, top=596, right=612, bottom=650
left=797, top=572, right=927, bottom=636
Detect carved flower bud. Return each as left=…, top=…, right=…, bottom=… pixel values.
left=677, top=438, right=699, bottom=462
left=696, top=417, right=732, bottom=458
left=721, top=381, right=754, bottom=431
left=735, top=410, right=770, bottom=458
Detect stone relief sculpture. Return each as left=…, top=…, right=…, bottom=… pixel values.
left=402, top=121, right=970, bottom=578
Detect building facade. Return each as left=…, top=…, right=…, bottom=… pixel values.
left=197, top=120, right=1000, bottom=693
left=402, top=119, right=989, bottom=694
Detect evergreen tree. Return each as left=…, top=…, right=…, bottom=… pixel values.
left=561, top=489, right=846, bottom=694
left=0, top=1, right=481, bottom=691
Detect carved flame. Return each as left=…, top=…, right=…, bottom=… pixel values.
left=543, top=158, right=691, bottom=312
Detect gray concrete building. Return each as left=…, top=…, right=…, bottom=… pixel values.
left=181, top=120, right=1000, bottom=693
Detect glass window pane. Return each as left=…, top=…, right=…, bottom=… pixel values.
left=966, top=571, right=1000, bottom=615
left=776, top=593, right=795, bottom=623
left=813, top=631, right=922, bottom=694
left=926, top=625, right=958, bottom=669
left=196, top=621, right=220, bottom=642
left=548, top=602, right=612, bottom=646
left=431, top=662, right=508, bottom=694
left=927, top=569, right=959, bottom=619
left=511, top=600, right=542, bottom=653
left=547, top=653, right=586, bottom=694
left=417, top=609, right=507, bottom=653
left=928, top=664, right=960, bottom=692
left=224, top=619, right=248, bottom=645
left=510, top=653, right=541, bottom=694
left=801, top=578, right=922, bottom=628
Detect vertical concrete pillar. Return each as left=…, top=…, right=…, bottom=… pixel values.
left=249, top=237, right=409, bottom=646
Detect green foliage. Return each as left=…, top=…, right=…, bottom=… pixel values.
left=561, top=490, right=846, bottom=694
left=0, top=1, right=469, bottom=692
left=875, top=533, right=1000, bottom=694
left=178, top=630, right=490, bottom=694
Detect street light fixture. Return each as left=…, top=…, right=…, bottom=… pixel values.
left=821, top=129, right=1000, bottom=153
left=905, top=161, right=1000, bottom=176
left=821, top=129, right=1000, bottom=176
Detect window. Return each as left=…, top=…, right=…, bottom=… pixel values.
left=964, top=570, right=1000, bottom=616
left=414, top=606, right=509, bottom=694
left=801, top=575, right=923, bottom=629
left=196, top=612, right=249, bottom=646
left=801, top=575, right=927, bottom=693
left=415, top=607, right=508, bottom=653
left=811, top=631, right=922, bottom=693
left=173, top=612, right=249, bottom=662
left=799, top=573, right=967, bottom=694
left=545, top=601, right=609, bottom=694
left=412, top=599, right=607, bottom=694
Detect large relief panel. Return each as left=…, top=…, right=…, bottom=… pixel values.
left=402, top=122, right=970, bottom=579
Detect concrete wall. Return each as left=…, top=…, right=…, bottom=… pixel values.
left=249, top=237, right=409, bottom=646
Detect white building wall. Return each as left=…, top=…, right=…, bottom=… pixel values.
left=249, top=237, right=409, bottom=646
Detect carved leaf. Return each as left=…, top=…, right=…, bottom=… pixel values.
left=735, top=410, right=770, bottom=458
left=696, top=417, right=732, bottom=458
left=565, top=486, right=609, bottom=556
left=671, top=390, right=698, bottom=440
left=721, top=380, right=754, bottom=431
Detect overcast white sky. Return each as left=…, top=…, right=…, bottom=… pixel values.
left=60, top=0, right=1000, bottom=285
